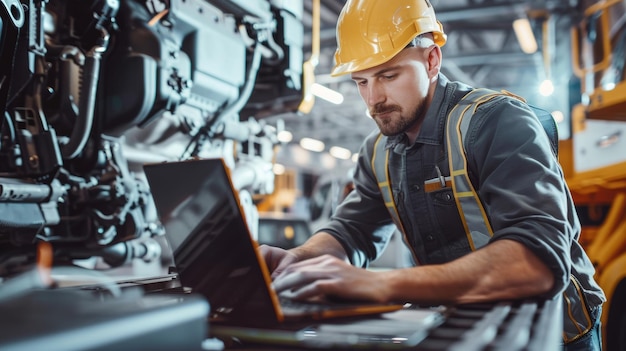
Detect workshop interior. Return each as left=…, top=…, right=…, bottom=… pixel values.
left=0, top=0, right=625, bottom=350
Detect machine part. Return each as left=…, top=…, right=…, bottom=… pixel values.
left=0, top=0, right=303, bottom=277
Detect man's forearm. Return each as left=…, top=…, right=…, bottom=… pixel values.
left=290, top=231, right=349, bottom=262
left=382, top=239, right=555, bottom=304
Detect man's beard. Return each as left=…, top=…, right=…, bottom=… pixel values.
left=371, top=99, right=428, bottom=137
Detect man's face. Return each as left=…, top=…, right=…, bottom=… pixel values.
left=351, top=48, right=433, bottom=137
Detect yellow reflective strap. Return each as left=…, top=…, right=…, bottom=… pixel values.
left=447, top=89, right=502, bottom=250
left=372, top=134, right=420, bottom=265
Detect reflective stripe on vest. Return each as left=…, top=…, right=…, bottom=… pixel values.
left=371, top=134, right=401, bottom=230
left=371, top=134, right=420, bottom=265
left=445, top=88, right=508, bottom=250
left=562, top=275, right=595, bottom=342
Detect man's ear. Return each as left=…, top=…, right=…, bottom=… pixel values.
left=426, top=45, right=442, bottom=80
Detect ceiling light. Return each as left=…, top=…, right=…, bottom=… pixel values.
left=277, top=130, right=293, bottom=143
left=299, top=137, right=325, bottom=152
left=311, top=83, right=344, bottom=104
left=329, top=146, right=352, bottom=160
left=539, top=79, right=554, bottom=96
left=513, top=18, right=538, bottom=54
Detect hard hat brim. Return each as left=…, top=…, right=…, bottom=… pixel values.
left=330, top=32, right=447, bottom=77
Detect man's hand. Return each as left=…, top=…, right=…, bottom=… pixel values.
left=271, top=254, right=391, bottom=303
left=259, top=232, right=350, bottom=280
left=258, top=244, right=299, bottom=279
left=267, top=239, right=554, bottom=306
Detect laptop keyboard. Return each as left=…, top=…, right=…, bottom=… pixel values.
left=278, top=295, right=400, bottom=315
left=279, top=296, right=337, bottom=313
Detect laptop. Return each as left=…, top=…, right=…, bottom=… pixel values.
left=143, top=158, right=407, bottom=327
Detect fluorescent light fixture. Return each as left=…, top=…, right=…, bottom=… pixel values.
left=311, top=83, right=344, bottom=104
left=329, top=146, right=352, bottom=160
left=352, top=153, right=359, bottom=162
left=277, top=130, right=293, bottom=143
left=299, top=137, right=325, bottom=152
left=513, top=18, right=538, bottom=54
left=539, top=79, right=554, bottom=96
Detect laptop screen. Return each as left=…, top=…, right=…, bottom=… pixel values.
left=144, top=158, right=283, bottom=325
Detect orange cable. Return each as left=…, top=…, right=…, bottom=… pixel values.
left=36, top=241, right=54, bottom=287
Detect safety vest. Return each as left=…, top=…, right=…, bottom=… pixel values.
left=372, top=88, right=520, bottom=252
left=372, top=88, right=594, bottom=342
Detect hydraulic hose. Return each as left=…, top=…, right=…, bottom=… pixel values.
left=60, top=29, right=109, bottom=160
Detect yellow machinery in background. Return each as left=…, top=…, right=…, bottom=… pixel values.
left=255, top=170, right=299, bottom=213
left=562, top=0, right=626, bottom=349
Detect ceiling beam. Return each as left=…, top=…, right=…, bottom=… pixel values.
left=436, top=3, right=528, bottom=22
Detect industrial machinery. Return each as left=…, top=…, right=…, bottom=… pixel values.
left=564, top=0, right=626, bottom=349
left=0, top=0, right=303, bottom=279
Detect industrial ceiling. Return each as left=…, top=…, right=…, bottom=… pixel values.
left=271, top=0, right=583, bottom=174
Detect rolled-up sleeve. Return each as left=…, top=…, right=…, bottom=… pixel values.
left=315, top=133, right=396, bottom=268
left=467, top=97, right=576, bottom=297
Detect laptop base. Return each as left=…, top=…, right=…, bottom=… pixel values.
left=211, top=307, right=444, bottom=350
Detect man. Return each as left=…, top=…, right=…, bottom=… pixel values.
left=261, top=1, right=605, bottom=349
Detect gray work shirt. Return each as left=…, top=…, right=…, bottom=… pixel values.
left=318, top=73, right=605, bottom=309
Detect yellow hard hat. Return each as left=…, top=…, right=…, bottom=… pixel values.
left=331, top=0, right=447, bottom=77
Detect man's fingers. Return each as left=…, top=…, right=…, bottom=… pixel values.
left=277, top=281, right=323, bottom=301
left=258, top=245, right=298, bottom=278
left=271, top=258, right=294, bottom=279
left=272, top=270, right=330, bottom=301
left=272, top=258, right=342, bottom=295
left=274, top=254, right=340, bottom=279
